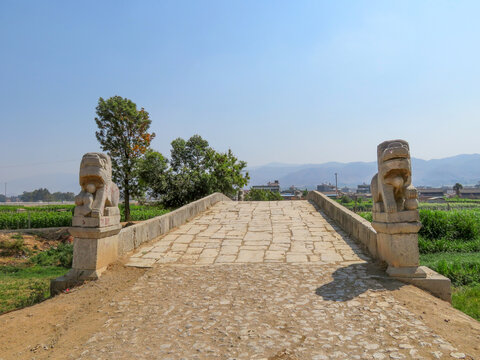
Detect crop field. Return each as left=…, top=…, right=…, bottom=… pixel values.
left=336, top=196, right=480, bottom=213
left=355, top=200, right=480, bottom=320
left=0, top=204, right=170, bottom=230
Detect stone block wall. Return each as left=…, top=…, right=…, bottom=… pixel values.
left=307, top=191, right=378, bottom=259
left=117, top=192, right=231, bottom=256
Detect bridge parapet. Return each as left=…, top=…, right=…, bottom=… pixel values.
left=308, top=139, right=451, bottom=302
left=51, top=152, right=231, bottom=294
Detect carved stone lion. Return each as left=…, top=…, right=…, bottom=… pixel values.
left=371, top=140, right=418, bottom=214
left=74, top=153, right=119, bottom=220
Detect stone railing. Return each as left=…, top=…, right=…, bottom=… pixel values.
left=118, top=192, right=231, bottom=255
left=306, top=191, right=378, bottom=259
left=51, top=192, right=231, bottom=294
left=307, top=190, right=451, bottom=302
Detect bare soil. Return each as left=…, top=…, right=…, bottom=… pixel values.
left=0, top=261, right=479, bottom=359
left=0, top=260, right=146, bottom=360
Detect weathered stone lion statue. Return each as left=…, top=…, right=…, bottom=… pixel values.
left=73, top=153, right=120, bottom=226
left=371, top=140, right=418, bottom=214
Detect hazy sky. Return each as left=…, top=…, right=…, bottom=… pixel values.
left=1, top=1, right=479, bottom=193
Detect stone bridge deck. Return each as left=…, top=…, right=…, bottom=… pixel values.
left=77, top=201, right=474, bottom=359
left=126, top=201, right=368, bottom=267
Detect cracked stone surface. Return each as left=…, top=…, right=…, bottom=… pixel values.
left=75, top=201, right=472, bottom=359
left=126, top=201, right=369, bottom=267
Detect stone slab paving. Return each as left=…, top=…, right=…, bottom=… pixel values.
left=126, top=201, right=369, bottom=267
left=75, top=201, right=471, bottom=359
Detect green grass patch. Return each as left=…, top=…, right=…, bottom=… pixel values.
left=452, top=285, right=480, bottom=321
left=420, top=252, right=480, bottom=286
left=420, top=252, right=480, bottom=320
left=418, top=236, right=480, bottom=253
left=0, top=265, right=69, bottom=314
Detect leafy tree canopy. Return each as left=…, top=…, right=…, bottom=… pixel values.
left=138, top=135, right=249, bottom=208
left=95, top=96, right=155, bottom=220
left=19, top=188, right=75, bottom=202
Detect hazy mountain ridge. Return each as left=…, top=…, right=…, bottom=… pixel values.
left=5, top=154, right=480, bottom=196
left=248, top=154, right=480, bottom=189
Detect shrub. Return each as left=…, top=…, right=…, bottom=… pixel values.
left=419, top=210, right=480, bottom=241
left=0, top=237, right=30, bottom=256
left=30, top=243, right=73, bottom=268
left=358, top=212, right=372, bottom=222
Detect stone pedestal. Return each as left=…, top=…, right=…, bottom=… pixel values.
left=72, top=207, right=121, bottom=228
left=372, top=210, right=451, bottom=302
left=69, top=224, right=122, bottom=278
left=51, top=224, right=121, bottom=295
left=372, top=210, right=422, bottom=275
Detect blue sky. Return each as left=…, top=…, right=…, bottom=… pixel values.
left=1, top=1, right=479, bottom=194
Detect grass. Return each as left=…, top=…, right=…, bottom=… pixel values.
left=0, top=265, right=69, bottom=314
left=357, top=204, right=480, bottom=321
left=452, top=285, right=480, bottom=321
left=420, top=252, right=480, bottom=320
left=0, top=242, right=73, bottom=314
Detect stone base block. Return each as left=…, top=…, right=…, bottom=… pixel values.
left=50, top=268, right=106, bottom=296
left=376, top=232, right=420, bottom=268
left=372, top=221, right=422, bottom=234
left=72, top=215, right=120, bottom=228
left=373, top=210, right=419, bottom=223
left=72, top=234, right=119, bottom=271
left=387, top=265, right=426, bottom=278
left=393, top=266, right=452, bottom=303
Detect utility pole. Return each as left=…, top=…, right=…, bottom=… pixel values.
left=335, top=173, right=338, bottom=198
left=4, top=182, right=6, bottom=198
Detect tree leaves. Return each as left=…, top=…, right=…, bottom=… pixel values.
left=94, top=96, right=155, bottom=220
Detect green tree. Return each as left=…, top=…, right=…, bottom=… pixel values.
left=20, top=188, right=53, bottom=202
left=209, top=149, right=249, bottom=197
left=95, top=96, right=155, bottom=220
left=137, top=150, right=169, bottom=200
left=139, top=135, right=249, bottom=208
left=453, top=183, right=463, bottom=197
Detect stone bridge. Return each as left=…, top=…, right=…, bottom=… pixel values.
left=38, top=141, right=479, bottom=359
left=71, top=200, right=475, bottom=359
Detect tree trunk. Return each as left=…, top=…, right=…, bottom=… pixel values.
left=124, top=182, right=130, bottom=222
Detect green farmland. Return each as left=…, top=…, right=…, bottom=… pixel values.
left=355, top=199, right=480, bottom=320
left=0, top=204, right=169, bottom=230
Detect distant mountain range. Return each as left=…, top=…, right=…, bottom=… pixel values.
left=247, top=154, right=480, bottom=190
left=5, top=154, right=480, bottom=196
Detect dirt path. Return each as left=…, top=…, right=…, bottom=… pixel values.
left=1, top=201, right=480, bottom=359
left=0, top=262, right=146, bottom=360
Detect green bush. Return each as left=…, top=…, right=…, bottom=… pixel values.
left=418, top=236, right=480, bottom=253
left=419, top=210, right=480, bottom=241
left=358, top=212, right=372, bottom=222
left=30, top=243, right=73, bottom=268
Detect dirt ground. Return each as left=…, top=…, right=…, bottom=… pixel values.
left=0, top=260, right=479, bottom=359
left=0, top=260, right=146, bottom=360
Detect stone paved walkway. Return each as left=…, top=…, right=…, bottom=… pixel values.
left=126, top=201, right=369, bottom=267
left=76, top=201, right=472, bottom=359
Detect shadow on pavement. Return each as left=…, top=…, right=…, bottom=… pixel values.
left=315, top=263, right=403, bottom=302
